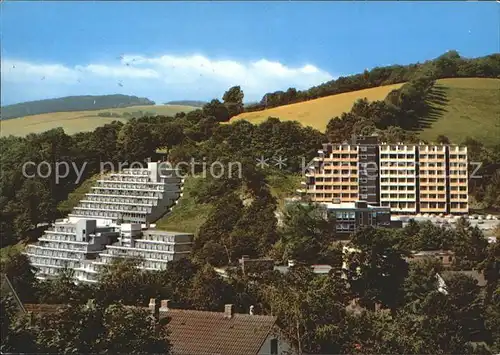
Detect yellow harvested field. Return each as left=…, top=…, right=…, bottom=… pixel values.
left=231, top=83, right=405, bottom=131
left=0, top=105, right=195, bottom=137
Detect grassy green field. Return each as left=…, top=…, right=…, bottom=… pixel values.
left=156, top=171, right=303, bottom=234
left=417, top=78, right=500, bottom=146
left=232, top=83, right=405, bottom=131
left=156, top=176, right=215, bottom=234
left=0, top=243, right=25, bottom=263
left=232, top=78, right=500, bottom=146
left=0, top=104, right=196, bottom=137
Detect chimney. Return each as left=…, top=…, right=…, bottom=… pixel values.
left=150, top=298, right=160, bottom=336
left=150, top=298, right=161, bottom=337
left=224, top=304, right=234, bottom=319
left=160, top=299, right=170, bottom=311
left=149, top=298, right=156, bottom=310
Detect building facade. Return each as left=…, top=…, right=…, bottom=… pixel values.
left=26, top=161, right=193, bottom=283
left=301, top=135, right=468, bottom=215
left=325, top=201, right=399, bottom=237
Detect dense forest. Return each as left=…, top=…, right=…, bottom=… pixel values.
left=245, top=51, right=500, bottom=112
left=1, top=95, right=155, bottom=120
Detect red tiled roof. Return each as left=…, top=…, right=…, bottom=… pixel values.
left=159, top=309, right=277, bottom=355
left=23, top=303, right=66, bottom=314
left=22, top=302, right=278, bottom=355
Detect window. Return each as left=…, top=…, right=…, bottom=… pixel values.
left=360, top=178, right=367, bottom=183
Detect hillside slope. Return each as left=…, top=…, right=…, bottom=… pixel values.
left=0, top=104, right=196, bottom=137
left=417, top=78, right=500, bottom=146
left=231, top=78, right=500, bottom=146
left=232, top=83, right=405, bottom=131
left=156, top=172, right=302, bottom=234
left=1, top=94, right=155, bottom=120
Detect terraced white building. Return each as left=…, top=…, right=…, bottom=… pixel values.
left=25, top=162, right=193, bottom=283
left=68, top=162, right=183, bottom=225
left=25, top=219, right=119, bottom=281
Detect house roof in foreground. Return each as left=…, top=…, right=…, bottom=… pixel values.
left=159, top=309, right=277, bottom=355
left=20, top=301, right=278, bottom=355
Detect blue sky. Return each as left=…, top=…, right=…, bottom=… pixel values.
left=1, top=1, right=498, bottom=105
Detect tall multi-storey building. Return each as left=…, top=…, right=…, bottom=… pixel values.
left=26, top=161, right=193, bottom=283
left=417, top=145, right=447, bottom=214
left=68, top=162, right=183, bottom=226
left=302, top=143, right=359, bottom=203
left=448, top=145, right=469, bottom=214
left=302, top=135, right=469, bottom=215
left=379, top=143, right=418, bottom=214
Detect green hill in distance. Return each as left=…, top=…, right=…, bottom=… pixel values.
left=164, top=100, right=207, bottom=107
left=1, top=94, right=155, bottom=120
left=0, top=104, right=197, bottom=137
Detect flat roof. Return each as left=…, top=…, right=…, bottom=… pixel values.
left=323, top=202, right=388, bottom=210
left=143, top=229, right=194, bottom=236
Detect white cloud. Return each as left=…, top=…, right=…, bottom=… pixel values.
left=1, top=54, right=335, bottom=105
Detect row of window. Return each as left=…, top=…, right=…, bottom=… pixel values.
left=380, top=154, right=416, bottom=160
left=142, top=234, right=184, bottom=243
left=380, top=170, right=416, bottom=175
left=89, top=191, right=164, bottom=198
left=315, top=186, right=358, bottom=191
left=84, top=197, right=158, bottom=205
left=107, top=176, right=151, bottom=183
left=322, top=169, right=358, bottom=175
left=450, top=194, right=468, bottom=200
left=381, top=194, right=416, bottom=199
left=449, top=154, right=467, bottom=160
left=379, top=146, right=416, bottom=151
left=381, top=178, right=415, bottom=183
left=420, top=194, right=446, bottom=199
left=381, top=202, right=416, bottom=209
left=77, top=204, right=152, bottom=212
left=104, top=249, right=175, bottom=260
left=96, top=183, right=165, bottom=190
left=323, top=161, right=358, bottom=167
left=381, top=185, right=415, bottom=191
left=311, top=193, right=358, bottom=199
left=71, top=210, right=147, bottom=221
left=100, top=256, right=171, bottom=270
left=30, top=256, right=79, bottom=267
left=315, top=177, right=358, bottom=183
left=39, top=241, right=87, bottom=252
left=42, top=234, right=82, bottom=242
left=134, top=243, right=175, bottom=251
